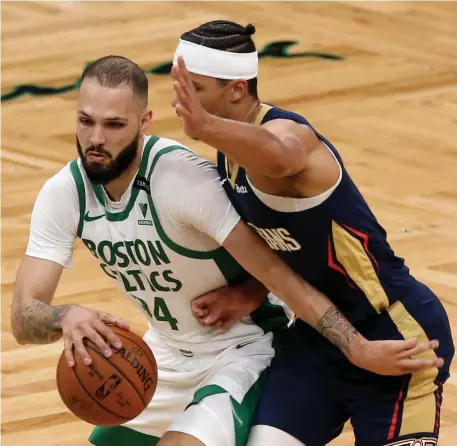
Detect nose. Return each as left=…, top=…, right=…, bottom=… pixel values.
left=89, top=124, right=106, bottom=148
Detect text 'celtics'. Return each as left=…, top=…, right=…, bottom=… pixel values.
left=82, top=238, right=182, bottom=293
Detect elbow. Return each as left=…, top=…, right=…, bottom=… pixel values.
left=10, top=306, right=29, bottom=345
left=15, top=335, right=30, bottom=345
left=11, top=325, right=29, bottom=345
left=10, top=318, right=26, bottom=344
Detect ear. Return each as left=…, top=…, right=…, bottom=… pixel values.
left=229, top=80, right=249, bottom=103
left=140, top=109, right=153, bottom=133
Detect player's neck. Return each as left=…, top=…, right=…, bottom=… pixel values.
left=103, top=146, right=143, bottom=202
left=228, top=97, right=261, bottom=124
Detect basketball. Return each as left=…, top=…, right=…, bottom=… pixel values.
left=56, top=326, right=158, bottom=426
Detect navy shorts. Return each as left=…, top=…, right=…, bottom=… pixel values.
left=252, top=281, right=454, bottom=446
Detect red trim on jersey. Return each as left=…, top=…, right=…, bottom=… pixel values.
left=434, top=381, right=443, bottom=435
left=387, top=387, right=404, bottom=440
left=328, top=238, right=357, bottom=289
left=341, top=224, right=380, bottom=271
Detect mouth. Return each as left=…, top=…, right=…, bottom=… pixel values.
left=85, top=151, right=109, bottom=163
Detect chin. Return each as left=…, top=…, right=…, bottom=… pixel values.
left=85, top=158, right=110, bottom=168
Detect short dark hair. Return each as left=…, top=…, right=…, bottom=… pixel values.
left=180, top=20, right=258, bottom=98
left=80, top=55, right=148, bottom=106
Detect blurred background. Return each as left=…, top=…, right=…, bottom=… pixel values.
left=2, top=2, right=457, bottom=445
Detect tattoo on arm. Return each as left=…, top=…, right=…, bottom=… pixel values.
left=11, top=300, right=73, bottom=344
left=316, top=307, right=360, bottom=355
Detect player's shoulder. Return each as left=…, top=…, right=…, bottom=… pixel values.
left=149, top=135, right=196, bottom=159
left=149, top=135, right=215, bottom=172
left=41, top=162, right=77, bottom=195
left=151, top=136, right=193, bottom=152
left=33, top=162, right=79, bottom=210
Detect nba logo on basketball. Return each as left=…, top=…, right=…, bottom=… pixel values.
left=95, top=374, right=123, bottom=400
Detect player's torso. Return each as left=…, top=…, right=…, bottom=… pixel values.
left=217, top=105, right=412, bottom=325
left=71, top=136, right=276, bottom=353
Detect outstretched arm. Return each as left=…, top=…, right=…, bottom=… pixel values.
left=221, top=221, right=443, bottom=375
left=165, top=146, right=443, bottom=376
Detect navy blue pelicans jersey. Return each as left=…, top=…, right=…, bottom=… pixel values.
left=217, top=104, right=414, bottom=330
left=218, top=105, right=454, bottom=446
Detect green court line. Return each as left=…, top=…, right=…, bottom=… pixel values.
left=1, top=41, right=343, bottom=103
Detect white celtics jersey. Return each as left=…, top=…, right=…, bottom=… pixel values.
left=68, top=135, right=288, bottom=353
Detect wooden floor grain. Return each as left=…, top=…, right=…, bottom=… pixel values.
left=2, top=2, right=456, bottom=445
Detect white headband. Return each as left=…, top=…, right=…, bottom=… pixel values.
left=173, top=39, right=258, bottom=80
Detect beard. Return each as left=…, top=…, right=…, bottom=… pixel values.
left=77, top=132, right=140, bottom=185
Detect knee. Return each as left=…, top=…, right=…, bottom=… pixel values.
left=247, top=425, right=306, bottom=446
left=158, top=431, right=206, bottom=446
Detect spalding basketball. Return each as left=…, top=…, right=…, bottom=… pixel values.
left=56, top=326, right=158, bottom=426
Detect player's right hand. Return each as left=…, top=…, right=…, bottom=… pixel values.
left=59, top=305, right=129, bottom=368
left=172, top=56, right=212, bottom=140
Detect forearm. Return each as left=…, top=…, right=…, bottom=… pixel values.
left=223, top=223, right=366, bottom=359
left=200, top=115, right=289, bottom=177
left=236, top=276, right=269, bottom=313
left=265, top=264, right=362, bottom=357
left=11, top=299, right=73, bottom=345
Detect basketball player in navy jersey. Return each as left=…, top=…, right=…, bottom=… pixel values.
left=170, top=20, right=455, bottom=446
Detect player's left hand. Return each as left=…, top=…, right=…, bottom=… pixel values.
left=350, top=337, right=444, bottom=376
left=172, top=56, right=211, bottom=139
left=192, top=285, right=263, bottom=330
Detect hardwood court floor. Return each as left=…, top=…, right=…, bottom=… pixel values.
left=2, top=2, right=457, bottom=445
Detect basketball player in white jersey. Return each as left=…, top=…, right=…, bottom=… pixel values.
left=11, top=56, right=440, bottom=446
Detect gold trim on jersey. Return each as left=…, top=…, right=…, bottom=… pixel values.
left=331, top=221, right=389, bottom=313
left=331, top=220, right=440, bottom=437
left=226, top=161, right=240, bottom=189
left=387, top=301, right=439, bottom=437
left=254, top=103, right=273, bottom=126
left=225, top=103, right=273, bottom=188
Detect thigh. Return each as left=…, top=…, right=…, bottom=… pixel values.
left=202, top=333, right=275, bottom=403
left=168, top=332, right=277, bottom=446
left=168, top=393, right=235, bottom=446
left=251, top=345, right=348, bottom=446
left=170, top=350, right=271, bottom=446
left=347, top=280, right=454, bottom=446
left=158, top=432, right=205, bottom=446
left=344, top=351, right=448, bottom=446
left=348, top=367, right=446, bottom=446
left=247, top=425, right=306, bottom=446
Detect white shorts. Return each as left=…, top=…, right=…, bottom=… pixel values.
left=89, top=330, right=275, bottom=446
